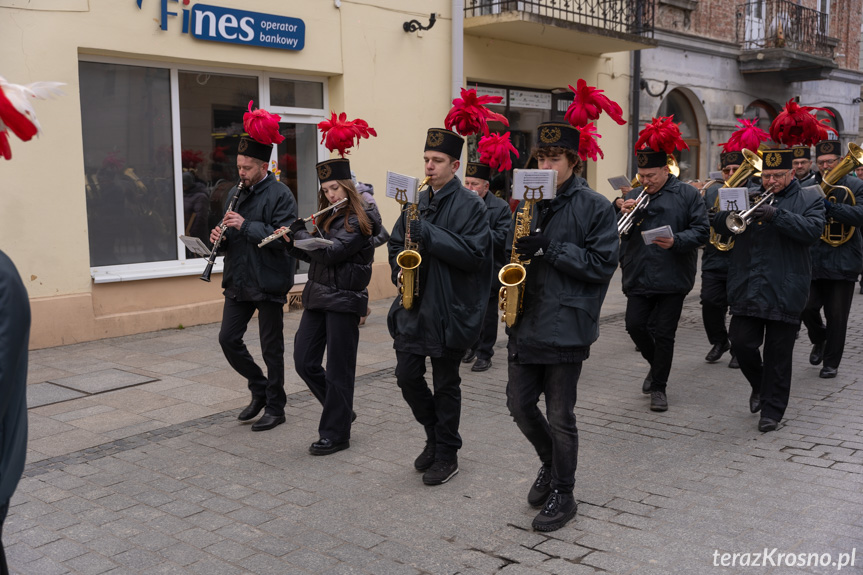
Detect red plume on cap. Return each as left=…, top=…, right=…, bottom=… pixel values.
left=769, top=98, right=836, bottom=147
left=634, top=116, right=689, bottom=154
left=578, top=123, right=604, bottom=162
left=445, top=87, right=509, bottom=137
left=244, top=101, right=285, bottom=146
left=719, top=118, right=770, bottom=153
left=317, top=112, right=377, bottom=158
left=564, top=79, right=626, bottom=128
left=478, top=132, right=519, bottom=172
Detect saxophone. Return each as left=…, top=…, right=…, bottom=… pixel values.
left=396, top=176, right=431, bottom=310
left=498, top=197, right=539, bottom=328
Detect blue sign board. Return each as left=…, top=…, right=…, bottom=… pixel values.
left=190, top=4, right=304, bottom=50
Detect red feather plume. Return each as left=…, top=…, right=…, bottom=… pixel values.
left=445, top=88, right=509, bottom=137
left=577, top=123, right=604, bottom=162
left=634, top=116, right=689, bottom=154
left=317, top=112, right=377, bottom=158
left=243, top=101, right=285, bottom=146
left=565, top=79, right=626, bottom=128
left=769, top=99, right=836, bottom=147
left=478, top=132, right=519, bottom=172
left=718, top=118, right=770, bottom=153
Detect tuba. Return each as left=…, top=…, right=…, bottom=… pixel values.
left=396, top=176, right=431, bottom=309
left=498, top=187, right=544, bottom=327
left=708, top=149, right=763, bottom=251
left=819, top=142, right=862, bottom=247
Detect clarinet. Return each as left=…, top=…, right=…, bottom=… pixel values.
left=200, top=180, right=243, bottom=282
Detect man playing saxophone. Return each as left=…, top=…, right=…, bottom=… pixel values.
left=800, top=140, right=863, bottom=379
left=387, top=126, right=491, bottom=486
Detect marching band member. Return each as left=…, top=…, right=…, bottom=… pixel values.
left=388, top=89, right=494, bottom=485
left=800, top=139, right=863, bottom=378
left=620, top=117, right=709, bottom=412
left=211, top=103, right=297, bottom=432
left=792, top=145, right=817, bottom=187
left=462, top=160, right=512, bottom=373
left=700, top=119, right=769, bottom=368
left=284, top=114, right=381, bottom=455
left=506, top=80, right=621, bottom=532
left=713, top=99, right=827, bottom=432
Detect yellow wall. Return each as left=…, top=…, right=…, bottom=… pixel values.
left=1, top=1, right=631, bottom=348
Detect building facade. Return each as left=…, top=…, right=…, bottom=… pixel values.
left=1, top=0, right=652, bottom=348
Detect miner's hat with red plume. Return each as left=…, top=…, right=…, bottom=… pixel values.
left=792, top=145, right=811, bottom=160
left=718, top=117, right=769, bottom=168
left=465, top=162, right=491, bottom=181
left=815, top=139, right=841, bottom=159
left=239, top=101, right=285, bottom=162
left=635, top=116, right=688, bottom=169
left=316, top=112, right=377, bottom=183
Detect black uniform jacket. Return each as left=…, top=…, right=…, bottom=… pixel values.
left=0, top=250, right=29, bottom=504
left=702, top=180, right=732, bottom=275
left=810, top=174, right=863, bottom=281
left=484, top=191, right=513, bottom=295
left=797, top=170, right=817, bottom=188
left=620, top=175, right=709, bottom=296
left=507, top=176, right=619, bottom=363
left=714, top=180, right=825, bottom=324
left=289, top=202, right=382, bottom=317
left=387, top=176, right=493, bottom=357
left=219, top=173, right=297, bottom=301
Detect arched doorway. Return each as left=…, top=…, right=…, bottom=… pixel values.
left=816, top=107, right=841, bottom=140
left=743, top=99, right=779, bottom=144
left=657, top=90, right=700, bottom=182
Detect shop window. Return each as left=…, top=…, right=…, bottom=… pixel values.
left=80, top=60, right=326, bottom=280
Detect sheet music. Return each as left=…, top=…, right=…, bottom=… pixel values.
left=294, top=238, right=333, bottom=251
left=719, top=187, right=750, bottom=211
left=179, top=235, right=211, bottom=256
left=641, top=225, right=674, bottom=245
left=386, top=171, right=419, bottom=204
left=512, top=169, right=557, bottom=202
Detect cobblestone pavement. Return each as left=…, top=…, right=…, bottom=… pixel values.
left=7, top=271, right=863, bottom=574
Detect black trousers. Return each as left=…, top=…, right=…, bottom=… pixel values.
left=700, top=271, right=729, bottom=345
left=506, top=362, right=581, bottom=494
left=729, top=315, right=797, bottom=421
left=0, top=500, right=7, bottom=575
left=218, top=297, right=286, bottom=416
left=800, top=279, right=855, bottom=369
left=294, top=309, right=360, bottom=442
left=395, top=352, right=462, bottom=461
left=471, top=294, right=500, bottom=361
left=625, top=293, right=686, bottom=391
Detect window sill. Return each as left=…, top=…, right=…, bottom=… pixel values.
left=91, top=259, right=222, bottom=284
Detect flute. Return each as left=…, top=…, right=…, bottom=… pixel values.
left=201, top=180, right=243, bottom=282
left=258, top=197, right=348, bottom=247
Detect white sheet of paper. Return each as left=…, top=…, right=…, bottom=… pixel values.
left=512, top=169, right=557, bottom=202
left=607, top=175, right=631, bottom=190
left=708, top=171, right=723, bottom=180
left=386, top=171, right=419, bottom=204
left=719, top=187, right=749, bottom=211
left=179, top=235, right=211, bottom=256
left=641, top=225, right=674, bottom=245
left=294, top=237, right=333, bottom=251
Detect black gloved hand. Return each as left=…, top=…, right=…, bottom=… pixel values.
left=409, top=218, right=423, bottom=240
left=515, top=231, right=551, bottom=261
left=289, top=218, right=307, bottom=234
left=753, top=203, right=777, bottom=223
left=823, top=198, right=837, bottom=217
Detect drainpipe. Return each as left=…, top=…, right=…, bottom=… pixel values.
left=452, top=0, right=464, bottom=99
left=630, top=49, right=641, bottom=176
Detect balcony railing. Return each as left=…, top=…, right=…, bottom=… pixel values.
left=737, top=0, right=833, bottom=58
left=465, top=0, right=654, bottom=38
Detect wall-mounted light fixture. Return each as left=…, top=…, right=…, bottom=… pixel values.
left=852, top=97, right=863, bottom=104
left=404, top=13, right=436, bottom=33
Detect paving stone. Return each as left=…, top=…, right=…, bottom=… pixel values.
left=48, top=369, right=158, bottom=394
left=27, top=383, right=88, bottom=408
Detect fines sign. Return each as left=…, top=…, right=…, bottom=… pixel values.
left=192, top=4, right=305, bottom=50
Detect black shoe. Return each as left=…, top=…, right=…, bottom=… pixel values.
left=471, top=358, right=491, bottom=372
left=238, top=398, right=266, bottom=421
left=462, top=349, right=476, bottom=363
left=527, top=466, right=552, bottom=508
left=859, top=284, right=863, bottom=295
left=649, top=391, right=668, bottom=412
left=705, top=341, right=731, bottom=363
left=309, top=438, right=350, bottom=456
left=748, top=392, right=761, bottom=414
left=809, top=342, right=825, bottom=365
left=351, top=410, right=357, bottom=423
left=414, top=441, right=436, bottom=472
left=251, top=414, right=285, bottom=432
left=642, top=370, right=653, bottom=394
left=532, top=490, right=577, bottom=532
left=422, top=459, right=458, bottom=485
left=728, top=354, right=739, bottom=369
left=819, top=366, right=837, bottom=379
left=758, top=417, right=779, bottom=432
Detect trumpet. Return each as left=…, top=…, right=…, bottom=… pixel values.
left=708, top=149, right=763, bottom=251
left=257, top=198, right=348, bottom=247
left=726, top=191, right=774, bottom=234
left=396, top=176, right=431, bottom=310
left=618, top=189, right=650, bottom=236
left=201, top=180, right=243, bottom=282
